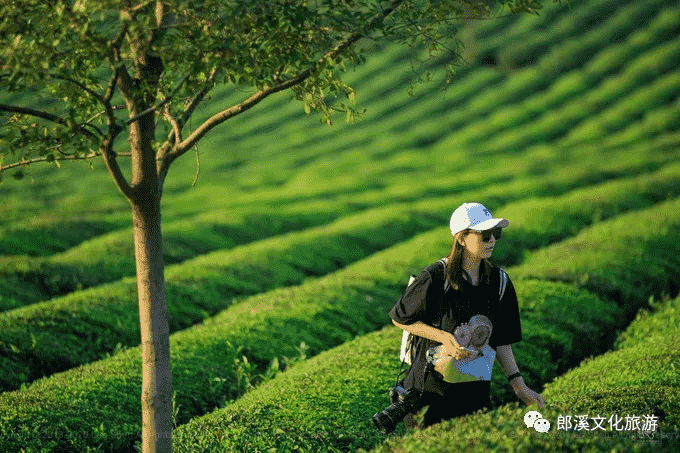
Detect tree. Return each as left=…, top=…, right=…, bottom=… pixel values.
left=0, top=1, right=549, bottom=451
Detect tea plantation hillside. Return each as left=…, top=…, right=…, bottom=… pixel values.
left=0, top=0, right=679, bottom=451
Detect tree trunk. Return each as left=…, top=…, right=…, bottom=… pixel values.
left=132, top=189, right=173, bottom=453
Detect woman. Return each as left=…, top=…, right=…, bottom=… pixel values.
left=390, top=202, right=545, bottom=430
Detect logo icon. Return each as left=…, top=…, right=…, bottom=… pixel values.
left=524, top=411, right=542, bottom=428
left=524, top=410, right=550, bottom=434
left=534, top=418, right=551, bottom=433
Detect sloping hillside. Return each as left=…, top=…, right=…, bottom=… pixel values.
left=0, top=0, right=679, bottom=451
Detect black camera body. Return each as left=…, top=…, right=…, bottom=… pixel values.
left=372, top=385, right=425, bottom=434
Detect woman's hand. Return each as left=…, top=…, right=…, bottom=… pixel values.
left=440, top=333, right=472, bottom=360
left=512, top=379, right=545, bottom=408
left=392, top=321, right=472, bottom=360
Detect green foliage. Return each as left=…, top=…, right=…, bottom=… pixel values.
left=7, top=192, right=680, bottom=451
left=491, top=161, right=680, bottom=265
left=500, top=280, right=620, bottom=380
left=4, top=161, right=680, bottom=393
left=169, top=284, right=663, bottom=453
left=613, top=294, right=680, bottom=351
left=172, top=326, right=403, bottom=453
left=0, top=201, right=445, bottom=392
left=0, top=0, right=547, bottom=178
left=509, top=197, right=680, bottom=314
left=1, top=0, right=680, bottom=452
left=356, top=304, right=680, bottom=453
left=0, top=204, right=343, bottom=307
left=0, top=221, right=443, bottom=452
left=0, top=216, right=127, bottom=256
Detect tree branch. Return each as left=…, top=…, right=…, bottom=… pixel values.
left=0, top=104, right=100, bottom=139
left=0, top=149, right=134, bottom=174
left=124, top=72, right=191, bottom=126
left=166, top=0, right=407, bottom=163
left=163, top=105, right=182, bottom=146
left=0, top=153, right=100, bottom=172
left=180, top=68, right=218, bottom=128
left=51, top=74, right=106, bottom=104
left=100, top=122, right=136, bottom=201
left=156, top=68, right=219, bottom=162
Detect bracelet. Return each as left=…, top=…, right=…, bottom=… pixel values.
left=507, top=372, right=523, bottom=382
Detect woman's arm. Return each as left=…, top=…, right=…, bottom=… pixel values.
left=496, top=344, right=545, bottom=408
left=392, top=320, right=471, bottom=360
left=495, top=344, right=521, bottom=376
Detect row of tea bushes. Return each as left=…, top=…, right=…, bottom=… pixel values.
left=3, top=161, right=678, bottom=392
left=605, top=99, right=680, bottom=149
left=431, top=113, right=679, bottom=190
left=0, top=0, right=559, bottom=226
left=1, top=0, right=676, bottom=231
left=367, top=295, right=680, bottom=453
left=181, top=59, right=680, bottom=225
left=0, top=202, right=346, bottom=308
left=0, top=9, right=507, bottom=282
left=561, top=42, right=680, bottom=147
left=490, top=0, right=630, bottom=67
left=2, top=192, right=675, bottom=453
left=171, top=197, right=680, bottom=453
left=292, top=0, right=570, bottom=142
left=0, top=215, right=128, bottom=257
left=456, top=6, right=680, bottom=152
left=170, top=279, right=619, bottom=453
left=213, top=0, right=678, bottom=200
left=289, top=119, right=680, bottom=222
left=491, top=160, right=680, bottom=265
left=502, top=0, right=665, bottom=73
left=3, top=159, right=679, bottom=390
left=509, top=197, right=680, bottom=319
left=539, top=293, right=680, bottom=440
left=0, top=199, right=455, bottom=392
left=0, top=170, right=528, bottom=389
left=0, top=222, right=457, bottom=452
left=8, top=76, right=678, bottom=311
left=475, top=40, right=680, bottom=156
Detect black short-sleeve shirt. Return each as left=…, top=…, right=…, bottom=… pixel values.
left=389, top=259, right=522, bottom=396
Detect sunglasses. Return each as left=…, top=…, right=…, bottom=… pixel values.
left=471, top=227, right=502, bottom=242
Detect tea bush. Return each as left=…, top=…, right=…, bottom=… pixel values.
left=0, top=192, right=649, bottom=452
left=170, top=198, right=680, bottom=453
left=169, top=282, right=624, bottom=453
left=0, top=203, right=344, bottom=307
left=172, top=236, right=679, bottom=453
left=510, top=197, right=680, bottom=318
left=0, top=224, right=450, bottom=452
left=0, top=202, right=447, bottom=392
left=4, top=163, right=679, bottom=392
left=0, top=216, right=128, bottom=256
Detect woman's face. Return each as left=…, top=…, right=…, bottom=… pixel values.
left=461, top=229, right=497, bottom=260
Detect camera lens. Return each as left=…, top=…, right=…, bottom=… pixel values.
left=372, top=410, right=397, bottom=434
left=372, top=388, right=423, bottom=434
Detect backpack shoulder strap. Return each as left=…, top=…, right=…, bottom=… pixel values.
left=427, top=257, right=447, bottom=288
left=498, top=267, right=508, bottom=301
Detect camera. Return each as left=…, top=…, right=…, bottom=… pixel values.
left=372, top=385, right=425, bottom=434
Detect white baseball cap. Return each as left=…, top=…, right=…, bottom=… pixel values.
left=449, top=203, right=509, bottom=236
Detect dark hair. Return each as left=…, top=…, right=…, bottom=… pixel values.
left=445, top=229, right=494, bottom=290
